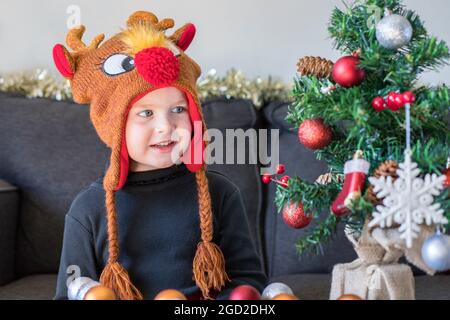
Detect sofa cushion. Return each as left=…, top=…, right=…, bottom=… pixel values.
left=270, top=273, right=450, bottom=300
left=0, top=180, right=19, bottom=286
left=0, top=274, right=57, bottom=300
left=262, top=102, right=357, bottom=277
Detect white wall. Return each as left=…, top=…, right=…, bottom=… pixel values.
left=0, top=0, right=449, bottom=84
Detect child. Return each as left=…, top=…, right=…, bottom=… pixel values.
left=53, top=11, right=267, bottom=300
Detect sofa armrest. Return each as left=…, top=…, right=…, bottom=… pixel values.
left=0, top=180, right=19, bottom=286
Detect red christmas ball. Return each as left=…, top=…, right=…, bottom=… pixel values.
left=229, top=285, right=261, bottom=300
left=443, top=168, right=450, bottom=188
left=276, top=164, right=286, bottom=174
left=371, top=96, right=385, bottom=112
left=282, top=201, right=313, bottom=229
left=261, top=174, right=272, bottom=185
left=402, top=91, right=415, bottom=104
left=332, top=55, right=366, bottom=88
left=280, top=175, right=290, bottom=188
left=386, top=92, right=404, bottom=111
left=298, top=118, right=332, bottom=150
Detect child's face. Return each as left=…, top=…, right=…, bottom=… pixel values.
left=126, top=87, right=192, bottom=172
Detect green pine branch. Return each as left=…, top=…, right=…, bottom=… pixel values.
left=280, top=0, right=450, bottom=256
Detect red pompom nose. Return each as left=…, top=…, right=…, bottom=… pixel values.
left=135, top=47, right=180, bottom=86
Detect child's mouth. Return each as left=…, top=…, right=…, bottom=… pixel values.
left=150, top=140, right=177, bottom=153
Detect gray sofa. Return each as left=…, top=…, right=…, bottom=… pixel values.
left=0, top=92, right=449, bottom=300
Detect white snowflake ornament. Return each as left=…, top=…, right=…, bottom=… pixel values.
left=368, top=150, right=447, bottom=248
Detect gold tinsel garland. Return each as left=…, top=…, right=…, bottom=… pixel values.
left=0, top=68, right=291, bottom=108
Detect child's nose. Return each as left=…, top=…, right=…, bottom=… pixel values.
left=154, top=115, right=173, bottom=133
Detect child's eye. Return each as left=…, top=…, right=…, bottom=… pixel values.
left=138, top=110, right=153, bottom=117
left=172, top=106, right=186, bottom=113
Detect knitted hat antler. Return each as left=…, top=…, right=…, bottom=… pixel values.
left=53, top=11, right=229, bottom=300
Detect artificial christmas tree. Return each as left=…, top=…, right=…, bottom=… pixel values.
left=272, top=0, right=450, bottom=298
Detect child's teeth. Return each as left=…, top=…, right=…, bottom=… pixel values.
left=157, top=141, right=170, bottom=146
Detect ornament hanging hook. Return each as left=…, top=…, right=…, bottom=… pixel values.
left=405, top=101, right=411, bottom=154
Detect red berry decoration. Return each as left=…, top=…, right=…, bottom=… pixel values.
left=261, top=174, right=272, bottom=185
left=371, top=96, right=385, bottom=112
left=276, top=164, right=286, bottom=174
left=298, top=118, right=333, bottom=150
left=394, top=93, right=405, bottom=108
left=279, top=175, right=290, bottom=188
left=402, top=91, right=415, bottom=104
left=386, top=92, right=404, bottom=111
left=282, top=201, right=313, bottom=229
left=229, top=285, right=261, bottom=300
left=332, top=55, right=366, bottom=88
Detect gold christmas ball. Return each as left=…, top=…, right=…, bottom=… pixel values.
left=84, top=285, right=117, bottom=300
left=154, top=289, right=187, bottom=300
left=272, top=293, right=299, bottom=300
left=337, top=294, right=363, bottom=300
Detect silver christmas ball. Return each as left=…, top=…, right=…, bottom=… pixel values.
left=421, top=232, right=450, bottom=272
left=67, top=277, right=100, bottom=300
left=376, top=14, right=413, bottom=50
left=261, top=282, right=294, bottom=300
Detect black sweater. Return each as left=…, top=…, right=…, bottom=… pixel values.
left=54, top=163, right=267, bottom=299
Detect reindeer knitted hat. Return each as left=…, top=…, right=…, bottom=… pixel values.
left=52, top=11, right=229, bottom=300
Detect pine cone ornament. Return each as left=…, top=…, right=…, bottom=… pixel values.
left=366, top=160, right=399, bottom=205
left=297, top=56, right=334, bottom=79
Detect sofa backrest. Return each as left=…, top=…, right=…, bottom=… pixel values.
left=0, top=93, right=110, bottom=277
left=262, top=102, right=357, bottom=277
left=202, top=99, right=264, bottom=260
left=0, top=93, right=263, bottom=277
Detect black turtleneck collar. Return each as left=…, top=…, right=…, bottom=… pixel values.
left=124, top=163, right=189, bottom=186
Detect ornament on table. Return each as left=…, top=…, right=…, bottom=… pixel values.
left=282, top=201, right=313, bottom=229
left=261, top=164, right=290, bottom=188
left=331, top=150, right=371, bottom=216
left=297, top=56, right=334, bottom=79
left=337, top=294, right=363, bottom=300
left=368, top=98, right=448, bottom=248
left=271, top=293, right=299, bottom=300
left=332, top=52, right=366, bottom=88
left=376, top=11, right=413, bottom=50
left=421, top=227, right=450, bottom=272
left=84, top=286, right=117, bottom=300
left=229, top=285, right=261, bottom=300
left=366, top=160, right=399, bottom=206
left=298, top=118, right=333, bottom=150
left=67, top=277, right=117, bottom=300
left=154, top=289, right=187, bottom=300
left=261, top=282, right=294, bottom=300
